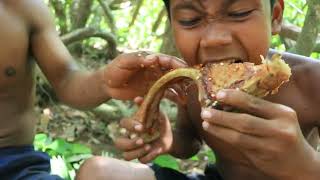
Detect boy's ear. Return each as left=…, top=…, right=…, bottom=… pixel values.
left=271, top=0, right=284, bottom=35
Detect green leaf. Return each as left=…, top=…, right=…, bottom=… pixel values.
left=66, top=154, right=92, bottom=163
left=70, top=143, right=92, bottom=154
left=46, top=138, right=71, bottom=155
left=153, top=155, right=180, bottom=170
left=205, top=150, right=216, bottom=163
left=34, top=133, right=52, bottom=151
left=34, top=133, right=48, bottom=142
left=189, top=155, right=199, bottom=161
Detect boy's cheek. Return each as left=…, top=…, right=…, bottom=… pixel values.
left=233, top=20, right=271, bottom=62
left=173, top=31, right=199, bottom=65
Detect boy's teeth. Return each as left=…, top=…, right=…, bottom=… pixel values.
left=215, top=59, right=238, bottom=64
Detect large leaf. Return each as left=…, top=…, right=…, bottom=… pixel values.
left=46, top=138, right=71, bottom=155
left=153, top=155, right=179, bottom=170
left=71, top=143, right=92, bottom=154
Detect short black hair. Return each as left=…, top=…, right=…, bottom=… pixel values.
left=162, top=0, right=276, bottom=15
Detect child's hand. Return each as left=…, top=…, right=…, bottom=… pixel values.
left=201, top=89, right=319, bottom=179
left=114, top=97, right=173, bottom=164
left=103, top=52, right=187, bottom=100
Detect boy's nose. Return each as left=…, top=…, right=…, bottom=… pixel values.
left=200, top=24, right=233, bottom=48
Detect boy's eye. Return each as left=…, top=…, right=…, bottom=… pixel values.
left=228, top=10, right=254, bottom=18
left=178, top=18, right=201, bottom=27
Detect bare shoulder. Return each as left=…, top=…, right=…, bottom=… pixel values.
left=281, top=51, right=320, bottom=107
left=5, top=0, right=54, bottom=32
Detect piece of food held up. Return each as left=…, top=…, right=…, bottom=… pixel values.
left=130, top=54, right=292, bottom=143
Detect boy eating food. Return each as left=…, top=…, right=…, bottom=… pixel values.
left=78, top=1, right=320, bottom=180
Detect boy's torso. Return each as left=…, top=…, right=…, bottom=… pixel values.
left=0, top=1, right=37, bottom=147
left=185, top=55, right=320, bottom=179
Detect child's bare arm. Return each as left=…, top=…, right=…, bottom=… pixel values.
left=25, top=1, right=186, bottom=109
left=27, top=1, right=108, bottom=109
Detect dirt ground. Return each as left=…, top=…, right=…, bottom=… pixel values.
left=35, top=103, right=213, bottom=173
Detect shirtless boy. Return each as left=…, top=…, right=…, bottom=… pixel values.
left=0, top=0, right=187, bottom=179
left=78, top=0, right=320, bottom=180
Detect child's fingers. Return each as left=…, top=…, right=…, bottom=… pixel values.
left=122, top=144, right=151, bottom=161
left=216, top=89, right=294, bottom=119
left=145, top=53, right=187, bottom=71
left=105, top=53, right=158, bottom=88
left=114, top=137, right=144, bottom=151
left=120, top=117, right=144, bottom=132
left=157, top=55, right=187, bottom=70
left=138, top=147, right=163, bottom=164
left=144, top=54, right=159, bottom=65
left=118, top=52, right=157, bottom=70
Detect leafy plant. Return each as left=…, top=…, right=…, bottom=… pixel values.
left=34, top=134, right=93, bottom=180
left=153, top=155, right=180, bottom=170
left=153, top=148, right=216, bottom=171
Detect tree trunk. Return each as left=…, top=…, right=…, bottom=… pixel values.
left=70, top=0, right=93, bottom=29
left=70, top=0, right=94, bottom=55
left=97, top=0, right=117, bottom=34
left=293, top=0, right=320, bottom=56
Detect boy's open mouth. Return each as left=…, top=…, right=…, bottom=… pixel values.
left=128, top=54, right=291, bottom=143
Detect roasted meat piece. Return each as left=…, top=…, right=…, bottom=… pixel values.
left=131, top=54, right=292, bottom=142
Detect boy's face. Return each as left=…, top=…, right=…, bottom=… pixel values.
left=169, top=0, right=283, bottom=66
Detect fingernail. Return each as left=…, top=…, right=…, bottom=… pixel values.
left=136, top=138, right=143, bottom=145
left=217, top=91, right=226, bottom=100
left=134, top=124, right=143, bottom=131
left=202, top=121, right=210, bottom=130
left=201, top=109, right=212, bottom=119
left=145, top=145, right=151, bottom=151
left=157, top=148, right=162, bottom=154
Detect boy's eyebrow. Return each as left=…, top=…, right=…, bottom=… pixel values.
left=172, top=1, right=204, bottom=14
left=172, top=0, right=243, bottom=13
left=223, top=0, right=243, bottom=7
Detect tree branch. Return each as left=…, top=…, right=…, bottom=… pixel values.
left=129, top=0, right=144, bottom=27
left=280, top=24, right=320, bottom=53
left=97, top=0, right=117, bottom=34
left=152, top=7, right=166, bottom=33
left=61, top=27, right=118, bottom=58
